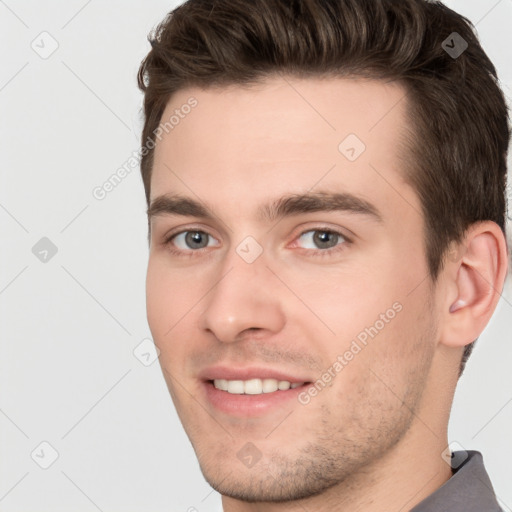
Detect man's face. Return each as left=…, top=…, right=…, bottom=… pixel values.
left=146, top=77, right=441, bottom=501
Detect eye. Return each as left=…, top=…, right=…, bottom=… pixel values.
left=166, top=230, right=219, bottom=253
left=162, top=226, right=350, bottom=259
left=294, top=229, right=348, bottom=254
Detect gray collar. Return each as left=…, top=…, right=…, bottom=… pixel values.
left=410, top=451, right=502, bottom=512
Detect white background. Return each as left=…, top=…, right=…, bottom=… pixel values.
left=0, top=1, right=511, bottom=511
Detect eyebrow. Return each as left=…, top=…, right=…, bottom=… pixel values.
left=147, top=190, right=383, bottom=224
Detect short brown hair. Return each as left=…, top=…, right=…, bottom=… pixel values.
left=137, top=0, right=510, bottom=376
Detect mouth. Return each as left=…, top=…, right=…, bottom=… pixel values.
left=210, top=377, right=307, bottom=394
left=201, top=374, right=313, bottom=417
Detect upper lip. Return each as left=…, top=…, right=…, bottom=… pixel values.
left=199, top=365, right=312, bottom=383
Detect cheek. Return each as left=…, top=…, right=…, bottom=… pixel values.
left=146, top=258, right=194, bottom=352
left=145, top=260, right=170, bottom=338
left=359, top=293, right=436, bottom=390
left=303, top=266, right=434, bottom=380
left=328, top=302, right=435, bottom=432
left=280, top=264, right=398, bottom=344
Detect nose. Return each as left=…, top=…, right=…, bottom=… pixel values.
left=199, top=249, right=286, bottom=343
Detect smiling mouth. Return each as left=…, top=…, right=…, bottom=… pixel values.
left=209, top=378, right=311, bottom=395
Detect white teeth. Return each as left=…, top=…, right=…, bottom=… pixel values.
left=262, top=379, right=278, bottom=393
left=227, top=380, right=245, bottom=394
left=244, top=378, right=263, bottom=394
left=215, top=379, right=229, bottom=391
left=213, top=378, right=305, bottom=394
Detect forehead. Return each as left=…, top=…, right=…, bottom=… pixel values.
left=150, top=76, right=415, bottom=218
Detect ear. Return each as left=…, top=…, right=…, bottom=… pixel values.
left=439, top=221, right=509, bottom=349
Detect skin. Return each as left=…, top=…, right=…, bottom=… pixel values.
left=145, top=76, right=508, bottom=511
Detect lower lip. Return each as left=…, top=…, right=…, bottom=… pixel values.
left=202, top=380, right=311, bottom=417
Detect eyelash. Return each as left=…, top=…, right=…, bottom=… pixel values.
left=162, top=227, right=352, bottom=260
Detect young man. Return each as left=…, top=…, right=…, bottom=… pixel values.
left=138, top=0, right=509, bottom=510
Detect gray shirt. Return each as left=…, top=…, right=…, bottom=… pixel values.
left=410, top=451, right=502, bottom=511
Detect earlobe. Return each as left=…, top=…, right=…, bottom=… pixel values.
left=439, top=222, right=508, bottom=349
